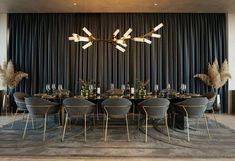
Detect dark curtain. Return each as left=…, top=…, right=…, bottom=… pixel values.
left=8, top=13, right=228, bottom=112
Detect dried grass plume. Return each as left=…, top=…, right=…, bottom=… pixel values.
left=0, top=60, right=28, bottom=89
left=194, top=59, right=231, bottom=89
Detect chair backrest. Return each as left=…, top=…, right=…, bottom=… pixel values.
left=202, top=92, right=216, bottom=110
left=138, top=98, right=170, bottom=119
left=63, top=98, right=95, bottom=116
left=101, top=98, right=132, bottom=118
left=175, top=98, right=208, bottom=118
left=13, top=92, right=29, bottom=111
left=25, top=97, right=59, bottom=118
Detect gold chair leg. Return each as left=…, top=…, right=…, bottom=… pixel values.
left=31, top=117, right=34, bottom=129
left=145, top=114, right=148, bottom=143
left=165, top=113, right=170, bottom=142
left=173, top=113, right=176, bottom=130
left=84, top=114, right=87, bottom=142
left=126, top=114, right=130, bottom=141
left=212, top=108, right=219, bottom=128
left=93, top=113, right=96, bottom=129
left=196, top=119, right=199, bottom=130
left=138, top=112, right=140, bottom=129
left=22, top=114, right=30, bottom=140
left=22, top=111, right=25, bottom=120
left=186, top=116, right=190, bottom=141
left=103, top=114, right=106, bottom=132
left=11, top=109, right=18, bottom=128
left=204, top=114, right=211, bottom=140
left=62, top=113, right=68, bottom=142
left=43, top=113, right=47, bottom=141
left=104, top=115, right=109, bottom=142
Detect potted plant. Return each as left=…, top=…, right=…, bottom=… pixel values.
left=136, top=78, right=149, bottom=96
left=0, top=60, right=28, bottom=114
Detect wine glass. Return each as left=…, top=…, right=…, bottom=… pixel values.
left=183, top=84, right=187, bottom=94
left=110, top=83, right=114, bottom=89
left=154, top=84, right=159, bottom=96
left=46, top=84, right=51, bottom=94
left=52, top=83, right=56, bottom=93
left=58, top=84, right=63, bottom=91
left=121, top=84, right=125, bottom=91
left=167, top=83, right=171, bottom=90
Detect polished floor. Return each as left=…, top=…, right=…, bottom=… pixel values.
left=0, top=113, right=235, bottom=161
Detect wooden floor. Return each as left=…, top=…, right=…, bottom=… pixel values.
left=1, top=113, right=235, bottom=161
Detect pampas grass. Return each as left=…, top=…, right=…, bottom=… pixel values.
left=194, top=59, right=231, bottom=89
left=0, top=60, right=28, bottom=89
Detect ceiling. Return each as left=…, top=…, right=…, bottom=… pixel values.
left=0, top=0, right=235, bottom=13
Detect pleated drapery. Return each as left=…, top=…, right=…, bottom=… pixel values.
left=8, top=13, right=227, bottom=112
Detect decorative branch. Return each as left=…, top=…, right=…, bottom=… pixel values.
left=0, top=60, right=28, bottom=89
left=68, top=23, right=164, bottom=52
left=194, top=59, right=231, bottom=89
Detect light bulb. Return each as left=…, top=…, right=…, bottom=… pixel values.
left=79, top=36, right=89, bottom=42
left=144, top=38, right=152, bottom=44
left=153, top=23, right=164, bottom=32
left=68, top=37, right=75, bottom=40
left=151, top=33, right=161, bottom=38
left=116, top=45, right=125, bottom=52
left=113, top=29, right=120, bottom=37
left=123, top=28, right=133, bottom=38
left=82, top=42, right=93, bottom=49
left=133, top=37, right=145, bottom=42
left=82, top=27, right=92, bottom=36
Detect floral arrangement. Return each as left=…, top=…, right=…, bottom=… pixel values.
left=0, top=60, right=28, bottom=89
left=79, top=78, right=92, bottom=96
left=194, top=59, right=231, bottom=89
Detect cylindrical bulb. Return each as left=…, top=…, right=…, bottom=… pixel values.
left=82, top=42, right=93, bottom=49
left=113, top=29, right=120, bottom=37
left=153, top=23, right=164, bottom=32
left=123, top=28, right=133, bottom=38
left=82, top=27, right=92, bottom=36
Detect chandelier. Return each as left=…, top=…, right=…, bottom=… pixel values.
left=68, top=23, right=163, bottom=52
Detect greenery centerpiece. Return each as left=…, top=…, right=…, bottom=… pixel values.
left=0, top=60, right=28, bottom=113
left=79, top=78, right=91, bottom=97
left=136, top=78, right=149, bottom=96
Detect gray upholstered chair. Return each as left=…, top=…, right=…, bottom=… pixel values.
left=173, top=98, right=210, bottom=141
left=23, top=97, right=60, bottom=141
left=138, top=98, right=170, bottom=142
left=62, top=98, right=95, bottom=142
left=101, top=98, right=132, bottom=142
left=11, top=92, right=29, bottom=128
left=202, top=92, right=218, bottom=127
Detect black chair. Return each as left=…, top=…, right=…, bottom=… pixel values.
left=101, top=98, right=132, bottom=142
left=23, top=97, right=60, bottom=141
left=202, top=92, right=218, bottom=127
left=62, top=98, right=95, bottom=142
left=138, top=98, right=170, bottom=142
left=11, top=92, right=29, bottom=128
left=173, top=98, right=210, bottom=141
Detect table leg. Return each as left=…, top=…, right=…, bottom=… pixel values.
left=96, top=104, right=99, bottom=120
left=133, top=104, right=135, bottom=120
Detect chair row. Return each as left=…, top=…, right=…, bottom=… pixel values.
left=12, top=92, right=217, bottom=142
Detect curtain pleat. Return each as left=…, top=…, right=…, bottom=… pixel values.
left=8, top=13, right=228, bottom=112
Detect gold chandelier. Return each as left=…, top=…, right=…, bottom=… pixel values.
left=68, top=23, right=163, bottom=52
